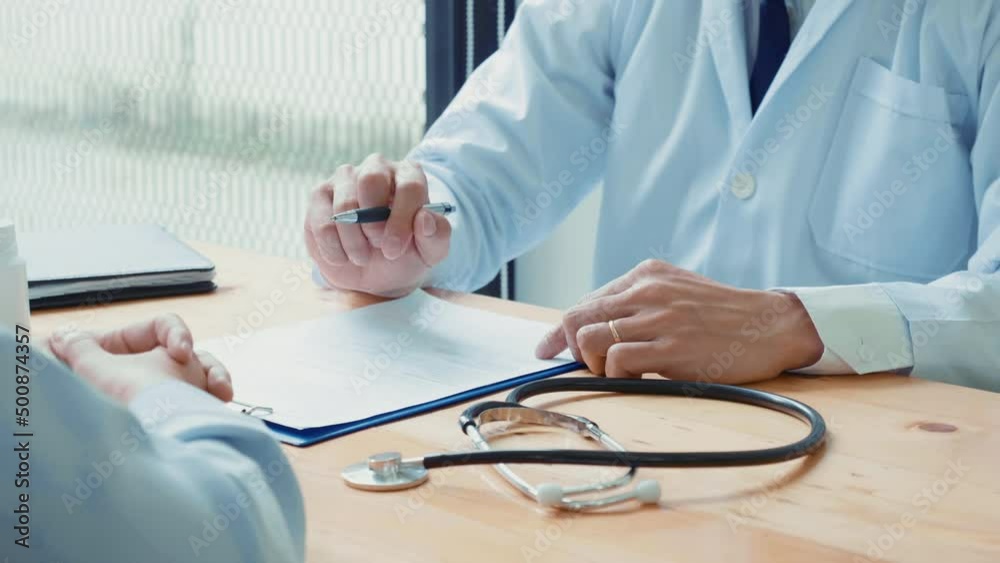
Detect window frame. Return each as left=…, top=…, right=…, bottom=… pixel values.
left=424, top=0, right=517, bottom=299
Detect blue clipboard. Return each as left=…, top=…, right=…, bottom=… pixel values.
left=253, top=361, right=585, bottom=447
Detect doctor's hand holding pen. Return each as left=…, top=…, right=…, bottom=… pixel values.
left=44, top=314, right=233, bottom=403
left=303, top=155, right=826, bottom=386
left=304, top=153, right=453, bottom=298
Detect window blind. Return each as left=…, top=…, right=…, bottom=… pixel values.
left=1, top=0, right=426, bottom=259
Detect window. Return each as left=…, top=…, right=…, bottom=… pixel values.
left=2, top=0, right=426, bottom=258
left=1, top=0, right=516, bottom=295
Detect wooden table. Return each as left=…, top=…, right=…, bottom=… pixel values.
left=32, top=244, right=1000, bottom=563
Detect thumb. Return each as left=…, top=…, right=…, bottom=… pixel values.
left=414, top=209, right=452, bottom=267
left=50, top=330, right=107, bottom=368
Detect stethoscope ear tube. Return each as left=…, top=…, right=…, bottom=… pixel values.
left=423, top=377, right=826, bottom=471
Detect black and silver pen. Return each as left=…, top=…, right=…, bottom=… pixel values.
left=330, top=202, right=456, bottom=224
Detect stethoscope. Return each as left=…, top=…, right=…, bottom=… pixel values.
left=342, top=376, right=827, bottom=511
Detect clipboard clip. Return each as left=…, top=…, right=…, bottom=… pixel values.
left=231, top=400, right=274, bottom=419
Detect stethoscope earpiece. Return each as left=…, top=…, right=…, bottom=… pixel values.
left=535, top=483, right=564, bottom=507
left=634, top=479, right=662, bottom=504
left=534, top=478, right=661, bottom=509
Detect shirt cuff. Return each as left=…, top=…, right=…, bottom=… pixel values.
left=786, top=284, right=914, bottom=374
left=422, top=172, right=466, bottom=291
left=789, top=346, right=854, bottom=375
left=129, top=380, right=266, bottom=438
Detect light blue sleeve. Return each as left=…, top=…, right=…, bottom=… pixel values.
left=877, top=26, right=1000, bottom=391
left=0, top=329, right=305, bottom=563
left=794, top=23, right=1000, bottom=391
left=409, top=0, right=623, bottom=291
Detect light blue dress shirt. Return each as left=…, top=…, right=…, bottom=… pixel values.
left=410, top=0, right=1000, bottom=390
left=0, top=329, right=305, bottom=562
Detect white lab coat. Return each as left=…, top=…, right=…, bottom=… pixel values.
left=411, top=0, right=1000, bottom=391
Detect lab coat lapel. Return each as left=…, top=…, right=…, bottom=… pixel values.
left=753, top=0, right=854, bottom=115
left=705, top=0, right=752, bottom=130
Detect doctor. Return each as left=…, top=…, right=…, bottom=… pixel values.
left=305, top=0, right=1000, bottom=391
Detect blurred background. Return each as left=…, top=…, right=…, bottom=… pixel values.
left=0, top=0, right=599, bottom=309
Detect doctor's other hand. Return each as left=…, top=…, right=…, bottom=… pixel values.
left=47, top=314, right=233, bottom=403
left=305, top=154, right=452, bottom=298
left=535, top=260, right=825, bottom=384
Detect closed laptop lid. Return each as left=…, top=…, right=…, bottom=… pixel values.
left=21, top=224, right=214, bottom=284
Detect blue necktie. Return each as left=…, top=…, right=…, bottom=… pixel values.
left=749, top=0, right=791, bottom=114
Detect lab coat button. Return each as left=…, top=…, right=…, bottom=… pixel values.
left=730, top=173, right=756, bottom=200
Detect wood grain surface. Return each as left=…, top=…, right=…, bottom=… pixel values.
left=32, top=244, right=1000, bottom=563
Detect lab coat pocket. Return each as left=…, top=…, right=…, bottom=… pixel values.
left=808, top=57, right=974, bottom=281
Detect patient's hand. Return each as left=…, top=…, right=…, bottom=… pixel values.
left=48, top=314, right=233, bottom=403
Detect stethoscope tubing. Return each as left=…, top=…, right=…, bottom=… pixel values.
left=422, top=376, right=826, bottom=470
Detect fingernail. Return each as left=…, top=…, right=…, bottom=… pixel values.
left=382, top=236, right=402, bottom=259
left=209, top=367, right=228, bottom=382
left=534, top=341, right=549, bottom=358
left=169, top=328, right=184, bottom=344
left=51, top=329, right=79, bottom=347
left=349, top=251, right=370, bottom=266
left=420, top=213, right=437, bottom=237
left=52, top=329, right=69, bottom=344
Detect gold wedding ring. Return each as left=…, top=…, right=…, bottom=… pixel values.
left=608, top=319, right=623, bottom=343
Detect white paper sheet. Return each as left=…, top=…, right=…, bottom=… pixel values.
left=200, top=291, right=572, bottom=429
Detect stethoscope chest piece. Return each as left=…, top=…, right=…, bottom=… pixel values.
left=342, top=451, right=428, bottom=491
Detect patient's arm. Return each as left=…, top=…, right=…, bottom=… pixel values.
left=0, top=326, right=305, bottom=563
